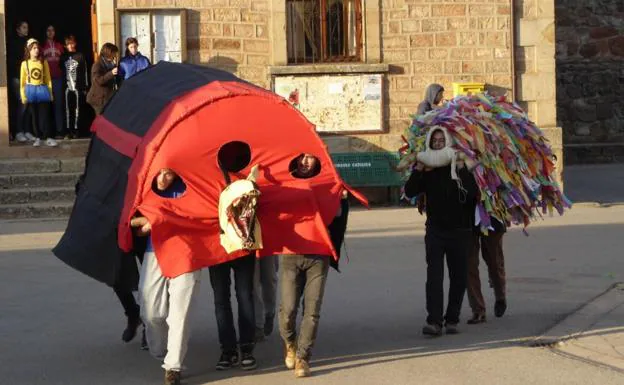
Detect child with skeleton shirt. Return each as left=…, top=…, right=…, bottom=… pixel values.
left=60, top=35, right=89, bottom=138
left=404, top=127, right=478, bottom=336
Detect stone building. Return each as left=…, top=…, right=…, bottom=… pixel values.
left=0, top=0, right=560, bottom=177
left=556, top=0, right=624, bottom=163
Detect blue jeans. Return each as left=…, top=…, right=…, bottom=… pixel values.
left=209, top=254, right=256, bottom=353
left=52, top=78, right=64, bottom=135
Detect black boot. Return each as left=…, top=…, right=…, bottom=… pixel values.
left=494, top=299, right=507, bottom=318
left=122, top=316, right=142, bottom=342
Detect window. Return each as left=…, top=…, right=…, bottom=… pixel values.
left=117, top=9, right=187, bottom=63
left=286, top=0, right=362, bottom=64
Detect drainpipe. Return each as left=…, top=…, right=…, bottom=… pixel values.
left=510, top=0, right=517, bottom=102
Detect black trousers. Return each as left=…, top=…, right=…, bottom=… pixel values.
left=424, top=227, right=471, bottom=325
left=25, top=102, right=52, bottom=139
left=209, top=254, right=256, bottom=353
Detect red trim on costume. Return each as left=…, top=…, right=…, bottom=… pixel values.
left=92, top=116, right=141, bottom=159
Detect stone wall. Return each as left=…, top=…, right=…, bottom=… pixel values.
left=556, top=0, right=624, bottom=145
left=116, top=0, right=271, bottom=89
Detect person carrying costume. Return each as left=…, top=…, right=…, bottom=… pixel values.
left=10, top=21, right=31, bottom=143
left=20, top=38, right=57, bottom=147
left=416, top=83, right=445, bottom=116
left=60, top=35, right=89, bottom=138
left=87, top=43, right=119, bottom=115
left=253, top=254, right=278, bottom=342
left=404, top=127, right=477, bottom=336
left=279, top=153, right=344, bottom=378
left=209, top=255, right=258, bottom=371
left=118, top=37, right=151, bottom=82
left=132, top=168, right=202, bottom=385
left=42, top=25, right=65, bottom=138
left=466, top=217, right=507, bottom=324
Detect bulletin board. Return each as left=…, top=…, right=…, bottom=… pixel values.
left=273, top=73, right=385, bottom=134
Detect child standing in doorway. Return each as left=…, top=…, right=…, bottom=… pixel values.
left=42, top=25, right=65, bottom=138
left=20, top=38, right=57, bottom=147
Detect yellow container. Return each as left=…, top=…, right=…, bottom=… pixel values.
left=452, top=82, right=485, bottom=97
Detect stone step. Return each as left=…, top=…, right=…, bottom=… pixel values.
left=0, top=187, right=75, bottom=205
left=0, top=201, right=74, bottom=220
left=0, top=172, right=81, bottom=189
left=0, top=158, right=85, bottom=175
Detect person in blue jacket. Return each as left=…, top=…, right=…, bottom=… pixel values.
left=118, top=37, right=150, bottom=82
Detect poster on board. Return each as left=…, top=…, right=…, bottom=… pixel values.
left=274, top=73, right=384, bottom=133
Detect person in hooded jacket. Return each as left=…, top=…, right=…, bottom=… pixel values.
left=87, top=43, right=119, bottom=115
left=118, top=37, right=151, bottom=83
left=416, top=84, right=445, bottom=116
left=404, top=127, right=478, bottom=336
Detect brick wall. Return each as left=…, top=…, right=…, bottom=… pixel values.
left=116, top=0, right=271, bottom=89
left=380, top=1, right=514, bottom=135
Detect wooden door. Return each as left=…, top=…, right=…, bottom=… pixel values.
left=91, top=0, right=99, bottom=60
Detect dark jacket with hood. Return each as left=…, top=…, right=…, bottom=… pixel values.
left=416, top=83, right=444, bottom=116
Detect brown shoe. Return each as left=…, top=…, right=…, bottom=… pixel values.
left=164, top=370, right=181, bottom=385
left=467, top=313, right=486, bottom=325
left=295, top=358, right=311, bottom=378
left=284, top=342, right=297, bottom=369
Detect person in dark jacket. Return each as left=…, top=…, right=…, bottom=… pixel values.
left=416, top=83, right=445, bottom=116
left=404, top=127, right=477, bottom=336
left=9, top=21, right=30, bottom=142
left=87, top=43, right=119, bottom=115
left=118, top=37, right=151, bottom=82
left=466, top=218, right=508, bottom=324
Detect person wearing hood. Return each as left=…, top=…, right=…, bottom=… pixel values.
left=118, top=37, right=151, bottom=83
left=404, top=127, right=478, bottom=336
left=416, top=84, right=445, bottom=116
left=87, top=43, right=119, bottom=115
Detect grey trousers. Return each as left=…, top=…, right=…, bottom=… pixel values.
left=253, top=255, right=278, bottom=329
left=279, top=254, right=329, bottom=360
left=139, top=252, right=201, bottom=371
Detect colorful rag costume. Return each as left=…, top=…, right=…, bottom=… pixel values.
left=399, top=93, right=571, bottom=233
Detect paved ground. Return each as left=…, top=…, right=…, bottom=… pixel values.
left=1, top=201, right=624, bottom=384
left=564, top=164, right=624, bottom=205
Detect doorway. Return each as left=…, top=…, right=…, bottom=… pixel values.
left=5, top=0, right=96, bottom=140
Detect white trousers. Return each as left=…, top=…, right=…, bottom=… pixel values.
left=139, top=251, right=201, bottom=371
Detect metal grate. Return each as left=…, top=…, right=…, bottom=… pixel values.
left=286, top=0, right=362, bottom=64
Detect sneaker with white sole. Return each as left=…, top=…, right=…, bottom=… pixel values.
left=45, top=138, right=58, bottom=147
left=24, top=132, right=36, bottom=141
left=15, top=132, right=27, bottom=143
left=32, top=138, right=41, bottom=147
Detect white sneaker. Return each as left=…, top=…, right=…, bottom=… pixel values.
left=45, top=138, right=58, bottom=147
left=15, top=132, right=27, bottom=143
left=32, top=138, right=41, bottom=147
left=24, top=132, right=36, bottom=141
